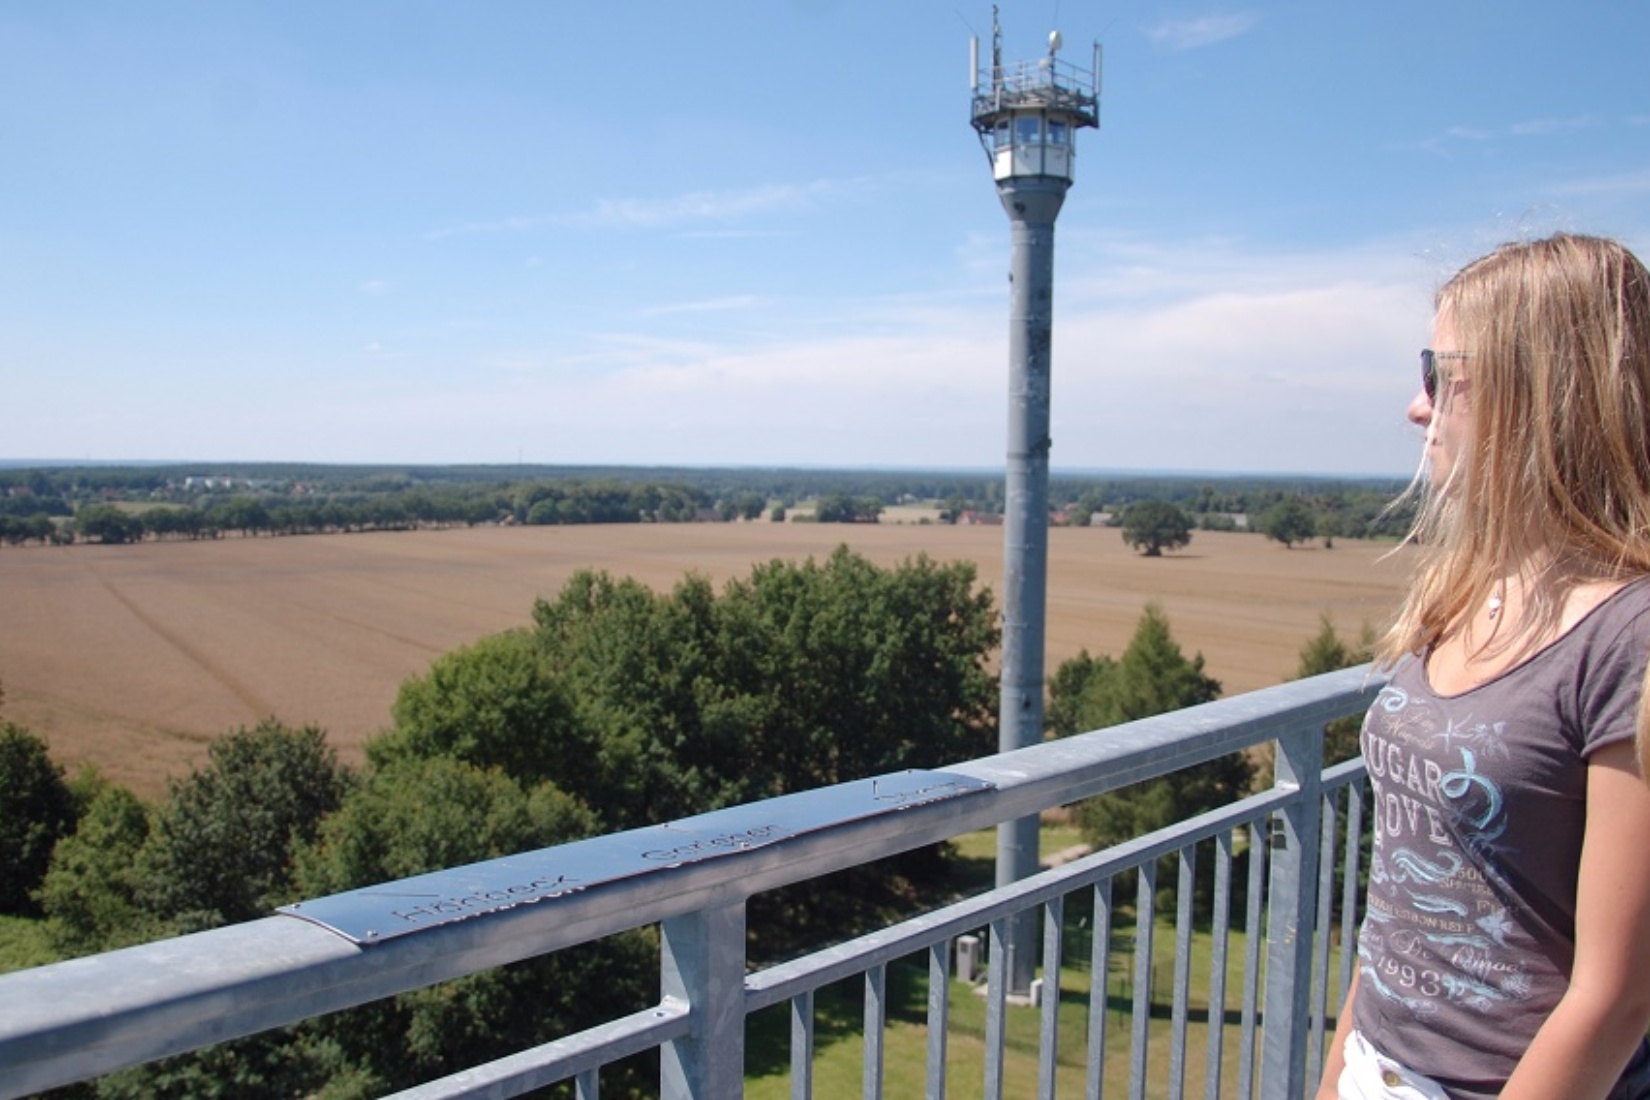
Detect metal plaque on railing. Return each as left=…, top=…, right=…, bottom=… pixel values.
left=277, top=769, right=993, bottom=945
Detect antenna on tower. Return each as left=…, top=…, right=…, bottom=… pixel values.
left=991, top=5, right=1003, bottom=89
left=969, top=12, right=1100, bottom=176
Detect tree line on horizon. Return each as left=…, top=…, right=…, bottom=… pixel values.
left=0, top=539, right=1376, bottom=1098
left=0, top=463, right=1411, bottom=549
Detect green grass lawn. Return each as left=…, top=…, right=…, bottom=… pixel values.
left=745, top=918, right=1306, bottom=1100
left=946, top=822, right=1086, bottom=865
left=746, top=827, right=1348, bottom=1099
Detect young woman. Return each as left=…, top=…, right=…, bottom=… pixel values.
left=1317, top=233, right=1650, bottom=1100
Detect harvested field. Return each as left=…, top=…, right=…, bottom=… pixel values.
left=0, top=525, right=1411, bottom=799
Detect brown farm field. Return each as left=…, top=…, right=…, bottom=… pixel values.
left=0, top=524, right=1411, bottom=799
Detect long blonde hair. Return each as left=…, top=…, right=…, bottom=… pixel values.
left=1380, top=233, right=1650, bottom=669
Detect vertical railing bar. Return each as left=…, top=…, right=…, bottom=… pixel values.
left=1128, top=859, right=1157, bottom=1100
left=864, top=963, right=887, bottom=1100
left=791, top=989, right=815, bottom=1100
left=986, top=917, right=1010, bottom=1100
left=1039, top=894, right=1064, bottom=1100
left=1259, top=726, right=1325, bottom=1099
left=1169, top=844, right=1196, bottom=1099
left=1237, top=820, right=1267, bottom=1100
left=1087, top=877, right=1114, bottom=1100
left=927, top=941, right=951, bottom=1100
left=1204, top=830, right=1234, bottom=1100
left=1338, top=782, right=1366, bottom=1003
left=1310, top=788, right=1339, bottom=1084
left=575, top=1067, right=599, bottom=1100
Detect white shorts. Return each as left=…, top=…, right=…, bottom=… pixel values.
left=1338, top=1030, right=1452, bottom=1100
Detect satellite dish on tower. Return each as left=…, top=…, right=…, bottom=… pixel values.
left=1048, top=30, right=1063, bottom=54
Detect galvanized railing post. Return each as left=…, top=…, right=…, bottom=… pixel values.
left=1259, top=724, right=1324, bottom=1099
left=661, top=902, right=748, bottom=1099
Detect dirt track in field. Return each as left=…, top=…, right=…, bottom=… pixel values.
left=0, top=525, right=1412, bottom=799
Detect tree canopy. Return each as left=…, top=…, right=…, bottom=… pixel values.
left=136, top=720, right=354, bottom=932
left=1257, top=497, right=1318, bottom=548
left=1294, top=613, right=1376, bottom=766
left=812, top=492, right=883, bottom=524
left=374, top=546, right=998, bottom=835
left=290, top=757, right=654, bottom=1096
left=1047, top=604, right=1249, bottom=851
left=1046, top=605, right=1252, bottom=917
left=1119, top=500, right=1193, bottom=556
left=0, top=723, right=79, bottom=916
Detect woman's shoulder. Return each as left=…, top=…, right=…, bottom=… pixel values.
left=1574, top=573, right=1650, bottom=640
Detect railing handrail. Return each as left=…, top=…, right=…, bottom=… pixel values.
left=0, top=664, right=1383, bottom=1099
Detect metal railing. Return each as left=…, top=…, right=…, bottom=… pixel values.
left=0, top=665, right=1381, bottom=1099
left=971, top=55, right=1102, bottom=128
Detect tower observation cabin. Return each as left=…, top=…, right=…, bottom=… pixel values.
left=969, top=23, right=1101, bottom=181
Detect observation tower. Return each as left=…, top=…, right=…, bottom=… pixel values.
left=970, top=11, right=1101, bottom=995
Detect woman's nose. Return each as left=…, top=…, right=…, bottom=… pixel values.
left=1407, top=388, right=1433, bottom=427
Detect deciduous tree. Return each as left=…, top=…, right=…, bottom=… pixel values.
left=1119, top=500, right=1193, bottom=556
left=138, top=720, right=353, bottom=930
left=1258, top=497, right=1318, bottom=548
left=292, top=757, right=652, bottom=1096
left=813, top=492, right=882, bottom=523
left=373, top=629, right=585, bottom=790
left=38, top=772, right=157, bottom=955
left=0, top=723, right=79, bottom=916
left=370, top=548, right=999, bottom=962
left=73, top=503, right=142, bottom=545
left=714, top=546, right=998, bottom=797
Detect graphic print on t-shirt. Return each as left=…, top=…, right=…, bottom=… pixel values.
left=1359, top=680, right=1533, bottom=1016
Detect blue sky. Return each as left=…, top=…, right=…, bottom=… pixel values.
left=4, top=2, right=1647, bottom=476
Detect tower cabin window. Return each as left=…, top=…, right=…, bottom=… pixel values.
left=993, top=119, right=1011, bottom=149
left=1015, top=116, right=1042, bottom=146
left=1047, top=118, right=1068, bottom=146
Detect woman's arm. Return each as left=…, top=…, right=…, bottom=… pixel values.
left=1314, top=969, right=1360, bottom=1100
left=1500, top=740, right=1650, bottom=1099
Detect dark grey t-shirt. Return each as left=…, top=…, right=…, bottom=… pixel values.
left=1353, top=577, right=1650, bottom=1099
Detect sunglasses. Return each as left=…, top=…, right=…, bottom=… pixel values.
left=1420, top=348, right=1470, bottom=401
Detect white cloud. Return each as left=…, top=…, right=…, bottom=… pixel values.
left=358, top=279, right=390, bottom=294
left=372, top=238, right=1436, bottom=474
left=1549, top=169, right=1650, bottom=198
left=640, top=295, right=762, bottom=317
left=425, top=178, right=884, bottom=244
left=674, top=229, right=797, bottom=241
left=566, top=178, right=870, bottom=231
left=1406, top=115, right=1605, bottom=157
left=13, top=233, right=1438, bottom=475
left=425, top=215, right=552, bottom=241
left=1509, top=115, right=1599, bottom=137
left=1443, top=126, right=1493, bottom=143
left=1142, top=14, right=1259, bottom=51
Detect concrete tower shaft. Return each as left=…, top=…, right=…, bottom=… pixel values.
left=969, top=14, right=1099, bottom=998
